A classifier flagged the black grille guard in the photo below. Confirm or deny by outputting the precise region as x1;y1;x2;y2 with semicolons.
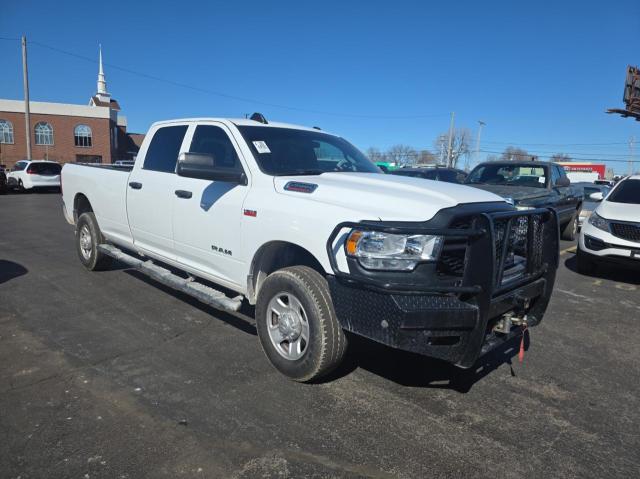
325;207;560;297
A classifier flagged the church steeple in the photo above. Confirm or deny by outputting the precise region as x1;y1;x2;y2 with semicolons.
95;44;110;102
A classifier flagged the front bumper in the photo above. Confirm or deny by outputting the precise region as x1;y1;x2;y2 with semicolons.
326;206;559;367
579;222;640;262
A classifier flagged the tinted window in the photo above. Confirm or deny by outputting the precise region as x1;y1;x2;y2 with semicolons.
13;161;27;171
236;126;379;176
550;166;561;185
466;164;547;188
607;179;640;204
190;125;241;170
29;163;61;175
438;169;466;183
143;125;188;173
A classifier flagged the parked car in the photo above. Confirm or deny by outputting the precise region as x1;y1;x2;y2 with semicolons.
113;160;135;168
61;115;559;382
572;182;611;227
465;161;582;240
577;175;640;273
6;160;62;192
390;166;467;184
0;168;7;194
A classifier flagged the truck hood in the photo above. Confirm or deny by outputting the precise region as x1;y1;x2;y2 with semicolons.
274;173;506;221
465;184;549;204
596;200;640;223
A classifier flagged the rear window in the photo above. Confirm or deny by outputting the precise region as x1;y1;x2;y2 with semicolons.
607;179;640;204
29;162;61;175
143;125;188;173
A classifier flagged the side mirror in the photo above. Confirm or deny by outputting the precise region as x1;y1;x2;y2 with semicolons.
589;191;604;202
176;152;247;185
555;177;570;187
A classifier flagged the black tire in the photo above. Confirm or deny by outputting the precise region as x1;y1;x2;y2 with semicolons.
76;212;112;271
561;210;579;241
18;180;26;193
576;246;596;275
255;266;347;382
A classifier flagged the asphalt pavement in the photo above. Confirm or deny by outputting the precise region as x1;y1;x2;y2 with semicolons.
1;193;639;478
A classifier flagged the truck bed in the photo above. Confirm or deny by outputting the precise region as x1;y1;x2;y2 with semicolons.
61;162;133;246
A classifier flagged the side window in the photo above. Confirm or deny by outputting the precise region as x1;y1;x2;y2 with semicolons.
189;125;241;170
557;166;568;178
143;125;188;173
13;161;26;171
550;166;561;185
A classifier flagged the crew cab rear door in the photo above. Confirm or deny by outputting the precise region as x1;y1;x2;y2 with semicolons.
172;122;250;287
126;123;189;261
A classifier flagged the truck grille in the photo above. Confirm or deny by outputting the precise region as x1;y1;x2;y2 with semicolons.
610;222;640;242
437;211;548;289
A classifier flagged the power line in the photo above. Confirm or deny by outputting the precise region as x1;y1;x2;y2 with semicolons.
480;139;628;147
2;38;448;120
478;149;634;163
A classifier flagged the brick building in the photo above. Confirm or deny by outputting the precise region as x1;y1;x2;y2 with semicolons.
0;48;143;169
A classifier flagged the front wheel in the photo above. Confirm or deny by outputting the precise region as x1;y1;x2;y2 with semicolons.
561;210;579;241
255;266;347;382
76;212;112;271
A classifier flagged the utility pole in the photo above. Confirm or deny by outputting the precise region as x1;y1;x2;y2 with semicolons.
446;111;455;167
22;36;32;161
470;120;485;172
630;136;636;175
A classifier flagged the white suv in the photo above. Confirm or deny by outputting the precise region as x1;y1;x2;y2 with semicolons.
578;175;640;273
7;160;62;191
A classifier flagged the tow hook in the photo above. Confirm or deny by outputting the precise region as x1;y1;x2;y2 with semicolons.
493;313;528;334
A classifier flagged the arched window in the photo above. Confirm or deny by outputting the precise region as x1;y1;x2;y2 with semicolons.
74;124;92;147
0;119;13;144
34;122;54;145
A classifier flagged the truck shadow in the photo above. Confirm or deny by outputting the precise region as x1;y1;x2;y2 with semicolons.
326;331;527;392
0;260;28;284
564;255;640;285
124;269;257;336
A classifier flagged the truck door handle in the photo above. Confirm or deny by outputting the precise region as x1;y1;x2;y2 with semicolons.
175;190;192;199
129;182;142;190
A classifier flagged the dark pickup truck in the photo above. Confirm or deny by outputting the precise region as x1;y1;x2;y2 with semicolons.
465;161;582;240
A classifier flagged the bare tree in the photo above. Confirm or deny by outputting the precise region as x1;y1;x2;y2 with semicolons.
434;129;471;168
365;147;386;163
550;153;571;162
486;154;500;162
387;144;418;167
500;146;536;162
416;149;437;165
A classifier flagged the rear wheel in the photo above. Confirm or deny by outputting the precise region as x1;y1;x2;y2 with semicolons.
255;266;347;382
561;210;579;241
76;212;112;271
576;246;596;275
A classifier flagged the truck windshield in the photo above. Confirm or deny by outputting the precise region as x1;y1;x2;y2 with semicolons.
236;126;380;176
466;164;548;188
607;179;640;204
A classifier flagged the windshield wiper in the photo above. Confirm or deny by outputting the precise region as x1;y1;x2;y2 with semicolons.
275;169;325;176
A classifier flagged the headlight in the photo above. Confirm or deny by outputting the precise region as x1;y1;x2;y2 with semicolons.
516;205;534;211
345;230;443;271
587;212;609;232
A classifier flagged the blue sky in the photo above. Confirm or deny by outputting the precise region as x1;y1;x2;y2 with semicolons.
1;0;638;172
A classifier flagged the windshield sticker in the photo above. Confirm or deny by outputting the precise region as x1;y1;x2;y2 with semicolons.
253;141;271;154
538;177;545;183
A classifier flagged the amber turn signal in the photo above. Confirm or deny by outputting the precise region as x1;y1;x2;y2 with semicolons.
345;230;363;256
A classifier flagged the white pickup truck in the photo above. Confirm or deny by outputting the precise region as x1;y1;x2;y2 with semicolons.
61;114;559;382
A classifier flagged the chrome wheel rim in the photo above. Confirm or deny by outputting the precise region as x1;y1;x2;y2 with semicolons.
79;225;92;260
266;292;309;361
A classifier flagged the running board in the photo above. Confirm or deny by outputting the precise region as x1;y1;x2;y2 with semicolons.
98;244;244;312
